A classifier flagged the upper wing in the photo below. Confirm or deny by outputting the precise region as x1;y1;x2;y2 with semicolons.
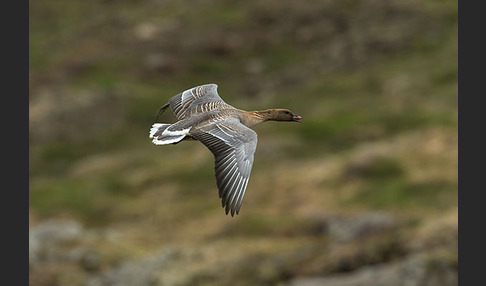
191;119;258;216
169;83;232;120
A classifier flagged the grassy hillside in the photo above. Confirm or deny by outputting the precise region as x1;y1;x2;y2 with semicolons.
29;0;457;285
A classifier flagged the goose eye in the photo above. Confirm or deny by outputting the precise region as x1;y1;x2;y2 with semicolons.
284;111;290;114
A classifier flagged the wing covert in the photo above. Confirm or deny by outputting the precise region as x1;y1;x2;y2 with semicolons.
169;84;231;120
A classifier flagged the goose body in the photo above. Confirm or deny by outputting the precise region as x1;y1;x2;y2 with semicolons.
149;83;301;216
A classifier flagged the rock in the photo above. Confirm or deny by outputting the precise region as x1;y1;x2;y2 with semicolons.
29;219;101;286
326;212;397;243
287;254;457;286
29;219;83;266
85;248;175;286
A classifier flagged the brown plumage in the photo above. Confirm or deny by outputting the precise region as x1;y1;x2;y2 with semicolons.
149;83;302;216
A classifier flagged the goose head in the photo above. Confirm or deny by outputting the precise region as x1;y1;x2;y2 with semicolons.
265;109;302;122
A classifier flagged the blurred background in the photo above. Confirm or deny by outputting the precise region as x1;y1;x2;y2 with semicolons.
29;0;457;285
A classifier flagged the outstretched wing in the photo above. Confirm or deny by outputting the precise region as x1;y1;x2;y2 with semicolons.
191;119;258;216
169;83;232;120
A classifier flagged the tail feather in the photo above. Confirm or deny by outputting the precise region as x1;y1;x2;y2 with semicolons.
149;123;187;145
149;123;170;138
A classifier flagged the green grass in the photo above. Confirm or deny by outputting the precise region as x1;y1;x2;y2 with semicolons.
30;179;97;218
29;0;457;224
348;179;458;211
28;2;458;285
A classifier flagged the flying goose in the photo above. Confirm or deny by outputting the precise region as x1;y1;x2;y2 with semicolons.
149;83;302;216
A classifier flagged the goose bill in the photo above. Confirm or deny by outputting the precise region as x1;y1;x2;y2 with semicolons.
292;113;302;122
